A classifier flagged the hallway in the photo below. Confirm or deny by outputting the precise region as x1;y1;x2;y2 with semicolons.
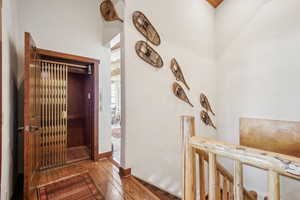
30;159;165;200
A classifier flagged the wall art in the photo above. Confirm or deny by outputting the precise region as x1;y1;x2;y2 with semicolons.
200;93;215;115
132;11;161;46
170;58;190;90
200;110;216;130
172;82;193;107
135;41;163;68
100;0;123;23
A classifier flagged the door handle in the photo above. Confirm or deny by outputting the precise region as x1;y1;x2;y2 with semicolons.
18;127;24;132
22;125;40;132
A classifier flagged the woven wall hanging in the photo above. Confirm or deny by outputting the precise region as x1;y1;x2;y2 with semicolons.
170;58;190;90
172;82;193;107
135;41;163;68
200;110;216;130
100;0;123;23
132;11;161;46
200;93;215;115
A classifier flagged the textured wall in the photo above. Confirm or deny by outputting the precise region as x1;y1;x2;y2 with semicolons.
122;0;217;196
216;0;300;198
2;0;19;198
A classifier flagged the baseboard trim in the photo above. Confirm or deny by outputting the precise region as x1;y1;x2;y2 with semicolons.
119;167;131;177
109;157;121;168
134;177;181;200
96;151;113;160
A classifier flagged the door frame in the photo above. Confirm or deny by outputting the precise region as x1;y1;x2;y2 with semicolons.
0;41;2;194
24;32;41;200
37;48;100;161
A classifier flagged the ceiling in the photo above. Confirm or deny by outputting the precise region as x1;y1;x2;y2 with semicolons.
207;0;223;8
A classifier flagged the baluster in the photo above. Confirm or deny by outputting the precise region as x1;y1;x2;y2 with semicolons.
181;116;196;200
216;171;221;200
268;170;280;200
199;152;206;200
208;153;217;200
229;182;233;200
222;178;229;200
234;161;243;200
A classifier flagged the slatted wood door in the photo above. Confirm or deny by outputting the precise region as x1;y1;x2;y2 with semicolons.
24;32;42;200
40;61;68;169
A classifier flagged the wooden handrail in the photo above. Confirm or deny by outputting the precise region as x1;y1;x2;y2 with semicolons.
181;116;300;200
181;116;245;200
190;136;300;180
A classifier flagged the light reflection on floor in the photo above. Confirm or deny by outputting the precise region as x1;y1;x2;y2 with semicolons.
112;127;121;164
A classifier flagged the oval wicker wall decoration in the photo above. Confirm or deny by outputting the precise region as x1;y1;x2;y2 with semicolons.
135;41;163;68
172;82;193;107
132;11;161;46
200;93;215;115
100;0;123;23
200;110;216;129
170;58;190;90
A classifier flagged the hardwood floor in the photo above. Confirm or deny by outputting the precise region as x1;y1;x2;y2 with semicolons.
30;159;173;200
66;146;90;163
135;177;181;200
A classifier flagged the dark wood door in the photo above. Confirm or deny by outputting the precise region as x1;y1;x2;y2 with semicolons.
24;32;41;200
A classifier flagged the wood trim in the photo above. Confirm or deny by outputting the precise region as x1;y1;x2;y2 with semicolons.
0;41;2;192
109;157;121;168
37;48;100;162
119;167;131;177
130;177;160;200
37;48;100;64
38;59;88;69
96;151;113;160
92;59;100;161
24;32;40;200
207;0;223;8
24;33;31;199
134;177;180;200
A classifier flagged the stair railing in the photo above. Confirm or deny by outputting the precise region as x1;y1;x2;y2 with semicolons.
195;149;257;200
181;116;300;200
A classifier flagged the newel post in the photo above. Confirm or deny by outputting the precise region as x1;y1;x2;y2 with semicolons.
181;116;196;200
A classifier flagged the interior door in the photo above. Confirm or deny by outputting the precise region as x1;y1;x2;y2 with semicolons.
24;32;41;200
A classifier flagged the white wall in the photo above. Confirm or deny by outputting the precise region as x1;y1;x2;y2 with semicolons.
216;0;300;199
123;0;217;196
2;0;20;198
17;0;112;154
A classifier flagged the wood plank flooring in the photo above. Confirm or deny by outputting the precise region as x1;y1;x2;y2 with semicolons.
30;159;166;200
66;146;90;163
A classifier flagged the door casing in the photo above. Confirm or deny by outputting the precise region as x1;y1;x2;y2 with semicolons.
37;48;100;161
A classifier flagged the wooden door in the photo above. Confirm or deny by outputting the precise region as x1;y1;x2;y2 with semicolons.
24;32;41;199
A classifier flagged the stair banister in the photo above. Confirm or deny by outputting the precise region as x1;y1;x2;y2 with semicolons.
181;116;300;200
